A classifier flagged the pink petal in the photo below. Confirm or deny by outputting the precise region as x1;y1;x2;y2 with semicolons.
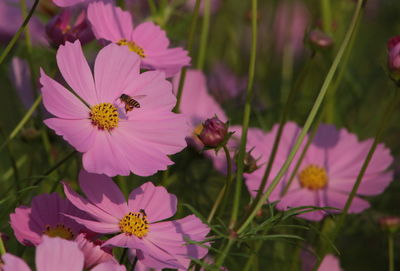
40;69;89;119
102;233;145;249
139;238;186;269
134;249;185;270
2;253;31;271
94;43;140;102
44;118;96;153
64;214;120;234
88;1;132;42
323;190;370;214
78;170;129;219
128;182;177;223
53;0;89;7
75;233;115;269
36;236;84;271
63;182;120;223
142;48;191;77
56;40;97;105
91;261;127;271
10;206;42;246
131;22;169;51
319;254;343;271
82;131;132;177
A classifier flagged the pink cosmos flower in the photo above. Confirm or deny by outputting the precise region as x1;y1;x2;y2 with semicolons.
63;170;210;270
1;236;125;271
87;1;190;77
9;57;35;110
52;0;107;8
245;122;394;221
40;40;187;177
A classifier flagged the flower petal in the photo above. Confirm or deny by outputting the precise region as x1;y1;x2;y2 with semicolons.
2;253;31;271
131;22;169;51
128;182;177;223
102;233;145;249
64;214;120;234
94;43;140;102
36;236;84;271
78;170;129;219
44;118;96;153
10;206;42;246
56;40;97;105
88;1;132;42
40;69;89;119
91;261;126;271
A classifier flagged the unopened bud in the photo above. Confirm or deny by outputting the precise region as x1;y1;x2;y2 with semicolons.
387;35;400;83
309;29;333;49
198;116;228;148
46;9;94;48
379;216;400;233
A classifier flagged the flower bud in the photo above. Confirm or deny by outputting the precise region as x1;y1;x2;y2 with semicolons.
309;29;333;49
387;35;400;83
379;216;400;234
198;116;228;148
46;9;94;48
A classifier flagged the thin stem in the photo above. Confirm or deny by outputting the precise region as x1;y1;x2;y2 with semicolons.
197;0;211;69
228;0;258;230
0;95;42;152
388;234;394;271
0;235;6;255
147;0;157;15
321;0;332;34
130;256;138;271
237;0;365;235
207;145;232;223
215;238;235;268
173;0;201;113
119;248;128;264
0;0;39;65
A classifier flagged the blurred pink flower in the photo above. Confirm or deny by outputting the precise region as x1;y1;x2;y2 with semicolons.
63;170;210;270
273;0;310;58
208;62;247;102
10;193;88;246
52;0;104;7
245;123;394;221
9;57;35;110
387;35;400;81
87;1;190;77
40;40;187;177
1;236;125;271
46;8;94;47
0;0;47;45
184;0;221;15
301;249;342;271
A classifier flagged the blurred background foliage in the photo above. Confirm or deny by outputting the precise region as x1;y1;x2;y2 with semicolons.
0;0;400;270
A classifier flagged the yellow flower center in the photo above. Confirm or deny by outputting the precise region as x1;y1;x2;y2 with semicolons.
193;123;204;136
119;211;149;238
90;103;119;130
298;164;328;190
117;39;146;58
43;224;74;240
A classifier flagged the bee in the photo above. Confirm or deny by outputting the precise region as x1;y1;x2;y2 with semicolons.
119;94;144;113
139;209;147;217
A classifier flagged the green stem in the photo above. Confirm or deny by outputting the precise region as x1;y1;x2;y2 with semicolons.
173;0;201;113
0;95;42;152
215;238;235;268
207;145;232;223
0;0;39;65
237;0;365;236
147;0;157;15
228;0;258;230
321;0;332;34
0;235;6;255
197;0;211;70
388;234;394;271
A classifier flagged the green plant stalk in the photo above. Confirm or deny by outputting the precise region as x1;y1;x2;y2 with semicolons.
0;0;39;65
321;0;332;34
0;95;42;152
236;0;365;236
228;0;258;230
173;0;201;113
197;0;211;70
207;145;232;223
388;234;394;271
0;235;5;255
147;0;157;15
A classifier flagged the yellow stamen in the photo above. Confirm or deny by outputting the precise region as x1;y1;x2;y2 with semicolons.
90;103;119;130
298;164;328;190
119;211;149;238
43;224;74;240
117;39;146;58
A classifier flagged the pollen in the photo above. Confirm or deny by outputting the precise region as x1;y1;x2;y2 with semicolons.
119;211;149;238
43;224;74;240
117;39;146;58
90;103;119;130
298;164;328;190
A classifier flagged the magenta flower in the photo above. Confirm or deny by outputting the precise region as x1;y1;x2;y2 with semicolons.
87;1;190;77
246;123;394;221
46;8;94;47
63;170;210;270
10;192;88;246
387;35;400;81
52;0;101;7
40;40;187;177
1;236;125;271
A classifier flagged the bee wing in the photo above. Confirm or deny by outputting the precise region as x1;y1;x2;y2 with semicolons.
131;95;147;100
